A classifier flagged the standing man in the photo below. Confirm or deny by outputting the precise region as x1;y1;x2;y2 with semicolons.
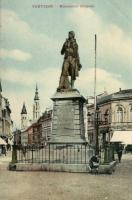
58;31;82;90
116;143;123;163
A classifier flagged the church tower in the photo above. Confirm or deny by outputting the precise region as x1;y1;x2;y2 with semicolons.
33;84;40;121
21;103;27;130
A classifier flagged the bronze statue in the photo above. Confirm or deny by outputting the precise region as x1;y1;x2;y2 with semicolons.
58;31;82;90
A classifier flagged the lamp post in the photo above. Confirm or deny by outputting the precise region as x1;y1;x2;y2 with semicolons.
86;96;100;155
103;112;113;163
95;106;100;155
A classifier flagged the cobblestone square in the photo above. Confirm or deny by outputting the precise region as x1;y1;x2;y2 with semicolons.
0;154;132;200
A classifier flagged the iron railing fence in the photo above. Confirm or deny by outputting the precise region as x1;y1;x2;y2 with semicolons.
12;143;94;164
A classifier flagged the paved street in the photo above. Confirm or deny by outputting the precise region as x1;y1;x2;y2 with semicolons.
0;153;132;200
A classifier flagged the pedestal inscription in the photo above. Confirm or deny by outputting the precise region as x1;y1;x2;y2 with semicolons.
51;90;86;143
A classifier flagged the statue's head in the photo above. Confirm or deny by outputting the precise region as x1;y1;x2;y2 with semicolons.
68;31;75;39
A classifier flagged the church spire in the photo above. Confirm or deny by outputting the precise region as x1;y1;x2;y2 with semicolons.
21;102;27;130
33;84;40;121
21;102;27;114
34;84;39;100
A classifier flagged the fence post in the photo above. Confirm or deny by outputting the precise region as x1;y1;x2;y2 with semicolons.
49;143;50;163
104;146;109;163
112;144;115;161
104;142;111;163
109;144;115;162
85;144;86;164
31;145;33;163
12;145;17;163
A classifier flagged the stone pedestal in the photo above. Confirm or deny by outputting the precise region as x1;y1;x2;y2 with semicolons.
51;89;86;143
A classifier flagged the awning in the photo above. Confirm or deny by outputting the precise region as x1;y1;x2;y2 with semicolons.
0;138;7;145
110;131;132;144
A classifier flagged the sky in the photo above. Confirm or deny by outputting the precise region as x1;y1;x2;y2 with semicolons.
0;0;132;128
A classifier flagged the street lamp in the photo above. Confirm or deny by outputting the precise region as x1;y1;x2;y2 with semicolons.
86;96;100;155
95;106;100;155
86;96;94;144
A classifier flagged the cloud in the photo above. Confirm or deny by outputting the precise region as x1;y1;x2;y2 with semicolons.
1;65;124;93
67;8;132;70
102;25;132;66
0;48;32;61
1;67;60;127
77;68;125;95
0;67;60;87
1;7;130;127
1;9;60;52
2;66;125;127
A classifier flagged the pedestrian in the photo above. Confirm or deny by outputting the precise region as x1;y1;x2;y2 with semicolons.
2;146;7;156
7;143;11;151
89;154;99;173
116;144;123;163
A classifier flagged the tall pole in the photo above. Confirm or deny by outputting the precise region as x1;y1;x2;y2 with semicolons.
94;34;99;154
94;34;97;111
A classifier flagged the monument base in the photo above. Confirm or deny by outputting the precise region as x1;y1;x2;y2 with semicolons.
9;163;91;173
51;89;86;143
9;161;116;174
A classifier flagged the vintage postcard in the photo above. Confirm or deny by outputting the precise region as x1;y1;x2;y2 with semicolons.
0;0;132;200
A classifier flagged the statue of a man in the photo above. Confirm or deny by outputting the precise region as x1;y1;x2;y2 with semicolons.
58;31;82;90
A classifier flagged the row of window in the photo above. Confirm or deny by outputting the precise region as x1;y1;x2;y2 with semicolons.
88;104;132;124
116;105;132;122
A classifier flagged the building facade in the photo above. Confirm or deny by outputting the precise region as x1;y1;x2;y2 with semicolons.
87;89;132;147
13;129;21;145
0;81;12;141
21;122;39;145
21;110;52;145
38;109;52;143
21;129;28;145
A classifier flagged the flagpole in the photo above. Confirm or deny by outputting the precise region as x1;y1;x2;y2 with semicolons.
94;34;99;154
94;34;97;111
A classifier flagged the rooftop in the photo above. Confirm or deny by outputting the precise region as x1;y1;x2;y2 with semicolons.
97;89;132;104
